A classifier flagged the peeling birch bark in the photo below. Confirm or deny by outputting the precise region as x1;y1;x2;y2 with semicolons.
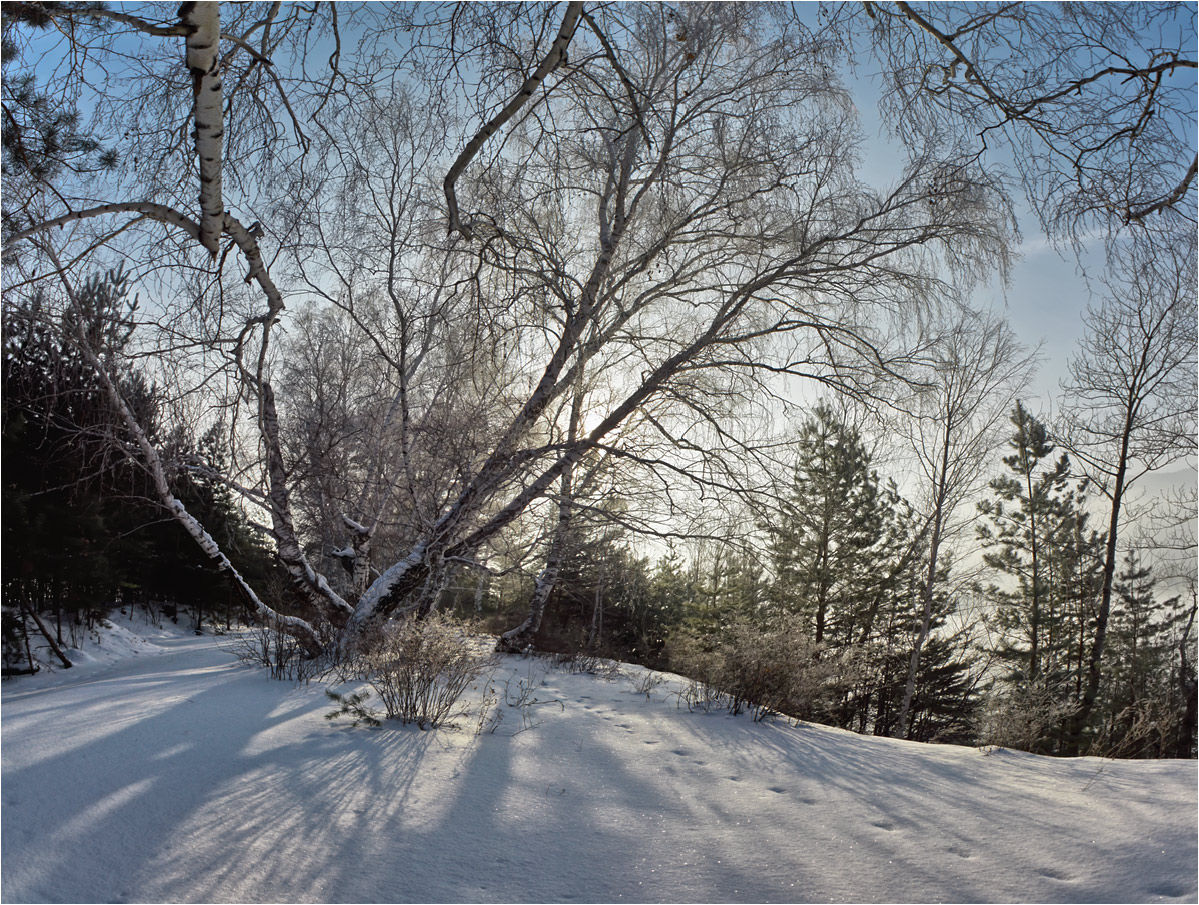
180;1;225;256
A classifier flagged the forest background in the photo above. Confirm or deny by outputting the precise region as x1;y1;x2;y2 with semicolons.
1;1;1195;759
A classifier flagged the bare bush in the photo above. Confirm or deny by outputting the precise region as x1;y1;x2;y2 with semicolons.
226;623;321;683
551;652;625;680
673;678;732;715
631;671;665;700
977;680;1073;754
1088;700;1189;760
360;614;496;729
667;615;838;722
486;660;564;735
503;659;550;708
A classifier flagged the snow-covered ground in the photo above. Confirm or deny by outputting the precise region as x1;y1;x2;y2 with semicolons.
2;618;1195;904
5;609;192;687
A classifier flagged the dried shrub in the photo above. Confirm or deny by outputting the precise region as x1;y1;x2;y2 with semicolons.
226;621;321;683
551;651;624;679
977;679;1073;754
485;659;564;735
631;670;665;699
666;614;838;721
361;613;496;729
1087;699;1186;759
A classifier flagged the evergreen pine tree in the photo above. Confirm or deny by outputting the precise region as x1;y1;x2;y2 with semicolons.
1093;553;1192;756
977;403;1077;684
767;404;900;647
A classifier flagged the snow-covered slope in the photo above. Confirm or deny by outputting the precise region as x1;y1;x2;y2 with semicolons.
6;609;199;687
2;624;1195;904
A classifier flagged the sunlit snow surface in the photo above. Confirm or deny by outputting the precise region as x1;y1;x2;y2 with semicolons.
2;620;1195;904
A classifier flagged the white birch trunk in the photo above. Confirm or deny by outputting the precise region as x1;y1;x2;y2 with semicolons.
497;372;585;653
44;249;324;656
219;213;354;622
180;1;224;256
443;1;583;237
347;543;430;637
343;515;374;599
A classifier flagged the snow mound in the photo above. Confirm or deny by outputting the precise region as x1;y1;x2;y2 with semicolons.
2;625;1196;904
60;618;164;665
7;609;208;690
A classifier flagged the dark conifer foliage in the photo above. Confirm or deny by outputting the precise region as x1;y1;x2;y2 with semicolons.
1;4;118;242
767;404;903;647
2;271;277;666
978;403;1092;687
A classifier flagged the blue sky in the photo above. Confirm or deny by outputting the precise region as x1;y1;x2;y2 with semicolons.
839;50;1104;416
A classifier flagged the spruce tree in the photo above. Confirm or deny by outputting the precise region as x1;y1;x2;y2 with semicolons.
1095;554;1192;756
977;403;1076;684
768;404;900;647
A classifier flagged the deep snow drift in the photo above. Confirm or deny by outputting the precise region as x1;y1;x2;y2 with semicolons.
2;618;1195;904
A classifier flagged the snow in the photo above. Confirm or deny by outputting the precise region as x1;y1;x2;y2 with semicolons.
7;609;200;689
2;619;1195;904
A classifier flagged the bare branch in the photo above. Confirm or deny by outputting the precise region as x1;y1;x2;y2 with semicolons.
443;1;584;238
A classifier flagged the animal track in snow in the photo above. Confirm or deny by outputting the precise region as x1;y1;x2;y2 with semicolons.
1036;867;1073;882
1146;882;1189;899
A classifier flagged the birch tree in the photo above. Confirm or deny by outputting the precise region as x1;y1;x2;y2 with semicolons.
1058;240;1198;753
892;308;1033;738
3;3;1013;658
854;2;1197;240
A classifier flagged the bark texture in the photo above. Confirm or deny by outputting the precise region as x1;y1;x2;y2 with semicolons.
180;1;225;256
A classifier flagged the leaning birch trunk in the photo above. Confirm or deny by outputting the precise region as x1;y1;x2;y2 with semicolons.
257;382;353;621
497;536;569;654
443;1;583;238
23;604;73;669
496;379;585;653
180;1;224;256
44;249;325;657
220;213;353;623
